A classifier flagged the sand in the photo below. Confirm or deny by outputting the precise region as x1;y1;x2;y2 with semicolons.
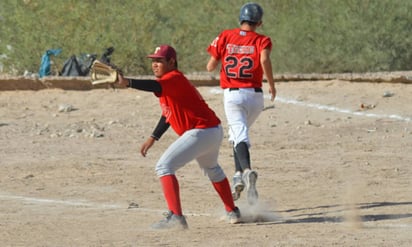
1;79;411;246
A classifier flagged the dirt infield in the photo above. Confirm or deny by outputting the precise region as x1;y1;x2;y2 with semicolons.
1;79;411;246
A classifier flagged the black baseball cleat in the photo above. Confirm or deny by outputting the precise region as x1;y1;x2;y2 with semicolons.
226;207;241;224
151;211;188;230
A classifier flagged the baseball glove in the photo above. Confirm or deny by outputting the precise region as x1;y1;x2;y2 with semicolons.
90;60;121;85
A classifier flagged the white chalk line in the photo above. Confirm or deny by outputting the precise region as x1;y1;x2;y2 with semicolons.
0;194;122;209
209;88;412;122
0;193;211;216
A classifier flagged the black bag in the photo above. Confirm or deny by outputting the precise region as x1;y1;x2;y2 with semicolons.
60;47;113;76
100;47;114;64
60;54;97;76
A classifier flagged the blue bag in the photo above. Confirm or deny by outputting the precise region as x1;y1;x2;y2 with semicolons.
38;48;62;78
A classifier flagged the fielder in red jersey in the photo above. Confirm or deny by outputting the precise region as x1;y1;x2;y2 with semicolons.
207;3;276;206
117;45;240;230
155;69;220;136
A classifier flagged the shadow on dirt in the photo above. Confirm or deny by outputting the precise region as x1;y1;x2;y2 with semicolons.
256;201;412;225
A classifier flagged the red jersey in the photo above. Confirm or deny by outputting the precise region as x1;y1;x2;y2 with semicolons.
155;70;221;136
207;28;272;89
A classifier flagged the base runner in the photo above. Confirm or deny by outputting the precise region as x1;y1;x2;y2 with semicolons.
206;2;276;205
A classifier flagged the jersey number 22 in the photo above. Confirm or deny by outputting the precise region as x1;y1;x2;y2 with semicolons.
224;56;253;79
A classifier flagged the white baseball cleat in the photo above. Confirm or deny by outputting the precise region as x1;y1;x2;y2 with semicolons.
243;170;258;205
232;174;244;201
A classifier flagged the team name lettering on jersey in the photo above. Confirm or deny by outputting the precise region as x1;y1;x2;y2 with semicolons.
226;44;254;55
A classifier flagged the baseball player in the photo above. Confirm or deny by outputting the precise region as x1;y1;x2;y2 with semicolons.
117;45;240;230
206;2;276;205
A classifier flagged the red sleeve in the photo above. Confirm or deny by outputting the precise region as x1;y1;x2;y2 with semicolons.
207;37;220;59
260;36;272;51
207;30;228;60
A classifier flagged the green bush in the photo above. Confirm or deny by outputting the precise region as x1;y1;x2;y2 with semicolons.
1;0;411;75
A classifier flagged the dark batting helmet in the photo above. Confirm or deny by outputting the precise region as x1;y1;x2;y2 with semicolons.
239;2;263;24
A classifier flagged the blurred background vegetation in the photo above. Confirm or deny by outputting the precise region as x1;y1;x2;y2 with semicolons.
1;0;412;76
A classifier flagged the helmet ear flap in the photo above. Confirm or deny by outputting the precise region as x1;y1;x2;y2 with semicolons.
239;3;263;24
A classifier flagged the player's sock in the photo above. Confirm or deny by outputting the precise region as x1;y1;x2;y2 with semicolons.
212;178;236;212
233;147;242;172
160;175;182;216
235;142;251;170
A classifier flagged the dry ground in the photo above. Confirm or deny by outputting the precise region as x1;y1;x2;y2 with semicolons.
1;80;411;246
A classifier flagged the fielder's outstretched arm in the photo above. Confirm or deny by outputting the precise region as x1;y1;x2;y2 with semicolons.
127;78;162;93
117;73;162;93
